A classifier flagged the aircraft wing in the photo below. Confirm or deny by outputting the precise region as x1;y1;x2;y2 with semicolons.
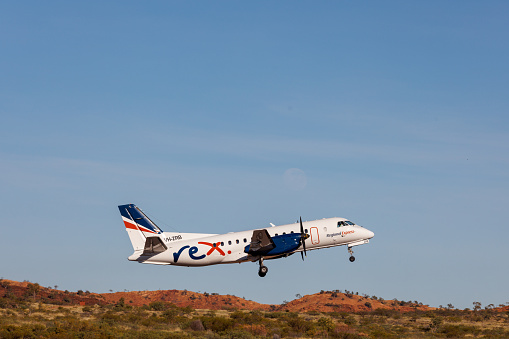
247;229;275;255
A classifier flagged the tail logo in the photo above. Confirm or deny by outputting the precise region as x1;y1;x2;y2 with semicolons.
198;242;225;256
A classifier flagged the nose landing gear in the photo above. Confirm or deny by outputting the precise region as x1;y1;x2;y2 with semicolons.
348;246;355;262
258;258;268;277
259;265;268;277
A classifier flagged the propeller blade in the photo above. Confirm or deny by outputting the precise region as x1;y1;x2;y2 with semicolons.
300;217;307;260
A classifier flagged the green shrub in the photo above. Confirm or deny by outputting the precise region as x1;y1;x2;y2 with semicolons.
201;316;235;333
140;313;159;327
100;312;122;325
148;301;173;311
368;328;395;338
344;315;356;326
447;315;461;323
222;328;258;339
230;310;247;321
180;305;193;314
265;311;285;319
161;308;179;320
0;324;46;338
317;317;335;332
285;315;315;335
440;324;481;338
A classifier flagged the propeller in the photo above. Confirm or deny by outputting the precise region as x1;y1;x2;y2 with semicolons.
300;217;309;260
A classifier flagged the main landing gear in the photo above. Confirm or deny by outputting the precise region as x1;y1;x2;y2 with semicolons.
348;247;356;262
258;258;268;277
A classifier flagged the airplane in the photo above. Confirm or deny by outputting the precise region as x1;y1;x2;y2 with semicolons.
118;204;375;277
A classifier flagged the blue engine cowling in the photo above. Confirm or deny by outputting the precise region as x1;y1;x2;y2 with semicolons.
244;233;302;256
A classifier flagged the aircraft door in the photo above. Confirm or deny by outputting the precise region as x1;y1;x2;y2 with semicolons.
310;227;320;245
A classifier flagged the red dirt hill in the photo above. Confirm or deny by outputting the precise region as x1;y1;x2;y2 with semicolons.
1;279;435;312
0;280;107;306
278;290;432;313
101;289;269;311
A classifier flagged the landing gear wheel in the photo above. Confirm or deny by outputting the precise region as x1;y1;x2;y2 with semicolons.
258;266;268;277
257;257;268;277
348;247;355;262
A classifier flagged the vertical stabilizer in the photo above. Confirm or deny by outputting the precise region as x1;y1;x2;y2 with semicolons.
118;204;163;251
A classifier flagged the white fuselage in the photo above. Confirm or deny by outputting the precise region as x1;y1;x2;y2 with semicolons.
129;217;374;267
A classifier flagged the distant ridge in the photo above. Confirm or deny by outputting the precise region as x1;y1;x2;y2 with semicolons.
3;278;506;313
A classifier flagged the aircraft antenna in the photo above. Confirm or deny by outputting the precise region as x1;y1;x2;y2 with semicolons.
142;208;181;233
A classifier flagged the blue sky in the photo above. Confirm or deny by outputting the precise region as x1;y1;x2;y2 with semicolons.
1;1;508;309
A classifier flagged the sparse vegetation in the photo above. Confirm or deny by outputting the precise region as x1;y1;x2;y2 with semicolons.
0;280;508;338
1;301;507;338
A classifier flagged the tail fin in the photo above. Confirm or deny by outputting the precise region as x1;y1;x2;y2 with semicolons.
118;204;163;251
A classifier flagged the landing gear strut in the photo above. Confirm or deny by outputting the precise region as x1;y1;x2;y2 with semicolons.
348;247;355;262
258;258;268;277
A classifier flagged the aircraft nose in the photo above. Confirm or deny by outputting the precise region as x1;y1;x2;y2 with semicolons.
366;229;374;239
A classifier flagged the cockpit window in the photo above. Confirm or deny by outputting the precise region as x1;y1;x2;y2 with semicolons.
338;220;355;227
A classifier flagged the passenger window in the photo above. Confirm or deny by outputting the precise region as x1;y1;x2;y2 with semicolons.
221;242;224;246
228;240;232;245
305;229;308;233
291;231;294;234
243;238;247;243
236;239;239;244
275;233;278;236
283;232;286;235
